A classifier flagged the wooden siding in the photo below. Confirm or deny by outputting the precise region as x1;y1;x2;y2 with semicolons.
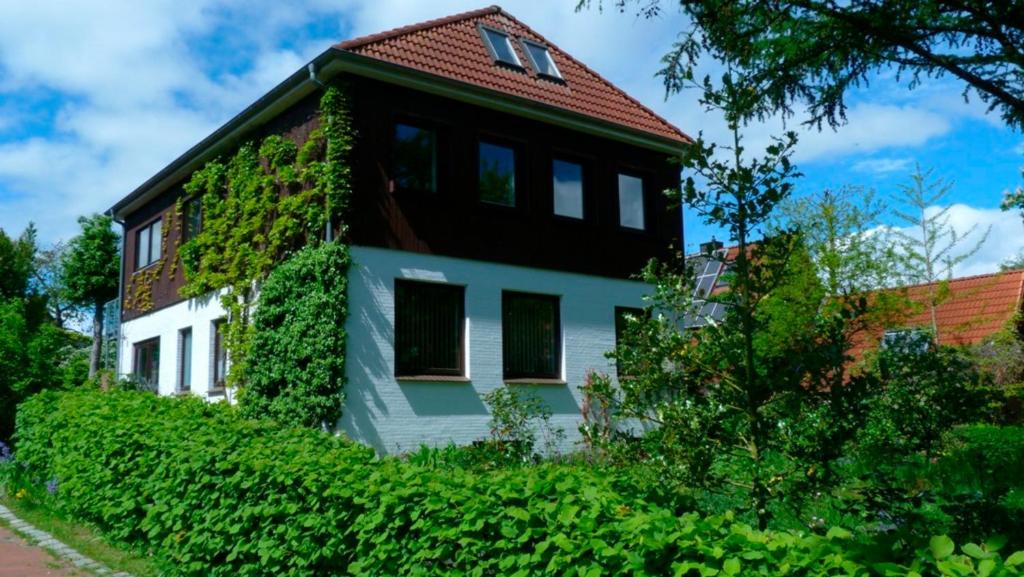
120;75;681;320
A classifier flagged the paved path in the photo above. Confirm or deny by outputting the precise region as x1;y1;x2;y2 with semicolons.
0;523;84;577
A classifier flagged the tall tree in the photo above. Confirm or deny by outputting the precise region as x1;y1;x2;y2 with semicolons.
33;241;81;329
891;166;990;343
0;224;38;301
61;214;120;377
580;1;1024;129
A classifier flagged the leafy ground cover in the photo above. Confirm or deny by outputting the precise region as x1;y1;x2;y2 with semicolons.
5;389;1024;577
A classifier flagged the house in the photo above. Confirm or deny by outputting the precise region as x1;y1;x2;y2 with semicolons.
108;6;689;453
685;239;1024;353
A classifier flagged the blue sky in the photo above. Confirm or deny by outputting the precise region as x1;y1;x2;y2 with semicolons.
0;1;1021;275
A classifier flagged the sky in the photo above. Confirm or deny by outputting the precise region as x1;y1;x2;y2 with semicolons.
0;1;1021;276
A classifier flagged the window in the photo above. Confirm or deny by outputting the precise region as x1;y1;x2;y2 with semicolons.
177;328;192;392
394;280;465;376
882;329;932;354
503;291;560;380
212;319;227;390
520;39;562;79
480;26;521;67
552;159;584;219
183;197;202;242
132;338;160;389
393;123;437;193
479;141;516;207
617;173;645;230
135;219;162;269
614;307;646;377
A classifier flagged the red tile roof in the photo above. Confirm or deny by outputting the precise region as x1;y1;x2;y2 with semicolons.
337;6;691;145
885;269;1024;347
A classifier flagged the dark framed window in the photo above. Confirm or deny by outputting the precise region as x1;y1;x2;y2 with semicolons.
479;141;516;207
520;39;562;79
479;25;522;68
212;319;227;390
135;218;162;269
177;328;192;392
394;280;465;376
183;197;202;242
132;338;160;389
502;291;560;380
614;307;646;377
617;173;646;230
393;122;437;193
552;159;584;219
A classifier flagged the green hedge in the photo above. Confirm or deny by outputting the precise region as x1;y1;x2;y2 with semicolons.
12;390;1024;577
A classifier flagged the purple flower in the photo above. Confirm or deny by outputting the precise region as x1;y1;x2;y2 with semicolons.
0;441;11;463
46;477;58;495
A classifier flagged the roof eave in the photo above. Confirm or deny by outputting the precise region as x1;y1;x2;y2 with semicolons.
110;47;688;219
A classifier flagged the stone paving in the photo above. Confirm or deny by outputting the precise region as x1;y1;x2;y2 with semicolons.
0;504;132;577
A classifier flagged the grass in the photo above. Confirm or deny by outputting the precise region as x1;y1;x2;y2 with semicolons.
0;494;163;577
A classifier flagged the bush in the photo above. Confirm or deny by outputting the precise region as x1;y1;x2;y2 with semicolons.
241;242;350;429
12;390;1024;577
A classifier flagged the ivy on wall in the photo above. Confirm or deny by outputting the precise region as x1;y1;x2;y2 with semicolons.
175;85;355;408
123;212;172;313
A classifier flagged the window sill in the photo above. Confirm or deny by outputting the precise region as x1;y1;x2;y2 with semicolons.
396;375;471;383
504;378;566;385
207;387;227;397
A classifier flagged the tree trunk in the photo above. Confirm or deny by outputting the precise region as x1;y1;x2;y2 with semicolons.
89;299;104;378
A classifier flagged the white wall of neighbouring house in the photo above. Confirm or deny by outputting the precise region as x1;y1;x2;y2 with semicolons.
341;245;650;454
117;291;230;400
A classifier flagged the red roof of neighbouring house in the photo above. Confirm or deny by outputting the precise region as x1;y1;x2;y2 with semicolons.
337;6;691;145
876;270;1024;347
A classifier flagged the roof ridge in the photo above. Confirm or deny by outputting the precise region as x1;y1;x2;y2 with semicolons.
493;9;692;144
336;5;502;50
900;268;1024;291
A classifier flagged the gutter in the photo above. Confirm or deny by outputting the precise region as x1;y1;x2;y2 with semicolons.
110;48;688;220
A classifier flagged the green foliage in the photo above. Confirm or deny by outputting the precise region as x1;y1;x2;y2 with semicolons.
583;1;1024;131
61;213;120;376
177;85;355;389
240;242;350;428
483;385;565;462
859;339;994;457
15;389;1024;577
0;224;38;300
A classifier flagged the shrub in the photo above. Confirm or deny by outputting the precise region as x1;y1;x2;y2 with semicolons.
241;241;350;429
12;390;1024;577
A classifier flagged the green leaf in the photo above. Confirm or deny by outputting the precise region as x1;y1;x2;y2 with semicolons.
1006;551;1024;567
722;558;741;576
826;527;852;540
963;543;992;560
930;536;955;560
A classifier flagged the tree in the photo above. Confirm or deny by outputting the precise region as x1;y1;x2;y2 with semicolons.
32;241;82;329
1000;250;1024;272
61;214;120;378
0;224;38;301
890;166;990;343
580;0;1024;129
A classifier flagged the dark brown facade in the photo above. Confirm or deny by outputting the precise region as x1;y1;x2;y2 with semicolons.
120;75;681;321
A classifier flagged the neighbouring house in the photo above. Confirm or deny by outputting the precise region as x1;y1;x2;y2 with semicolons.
685;239;1024;353
108;6;689;453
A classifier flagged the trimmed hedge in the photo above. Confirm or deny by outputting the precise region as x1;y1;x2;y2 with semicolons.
12;390;1024;576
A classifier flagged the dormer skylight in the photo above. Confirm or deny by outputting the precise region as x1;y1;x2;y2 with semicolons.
480;25;522;68
520;39;562;80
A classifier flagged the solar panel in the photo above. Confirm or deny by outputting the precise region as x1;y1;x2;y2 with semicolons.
684;249;729;327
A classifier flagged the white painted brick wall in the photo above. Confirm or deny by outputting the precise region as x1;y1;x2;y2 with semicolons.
119;246;651;455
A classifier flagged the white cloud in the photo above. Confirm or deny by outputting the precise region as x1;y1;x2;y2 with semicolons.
853;157;913;174
885;203;1024;277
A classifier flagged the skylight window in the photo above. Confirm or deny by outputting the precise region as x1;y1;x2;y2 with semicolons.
480;25;522;68
521;39;562;79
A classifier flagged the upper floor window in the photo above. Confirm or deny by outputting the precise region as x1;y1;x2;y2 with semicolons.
393;123;437;193
135;218;162;270
480;26;522;68
617;173;646;230
520;39;562;80
552;159;584;219
503;291;560;380
394;280;465;377
479;141;516;207
183;197;202;242
133;337;160;390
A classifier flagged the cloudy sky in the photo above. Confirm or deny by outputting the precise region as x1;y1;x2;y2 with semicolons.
0;1;1021;275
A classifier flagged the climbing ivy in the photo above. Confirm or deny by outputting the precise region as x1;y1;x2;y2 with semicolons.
123;212;172;313
178;85;355;393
